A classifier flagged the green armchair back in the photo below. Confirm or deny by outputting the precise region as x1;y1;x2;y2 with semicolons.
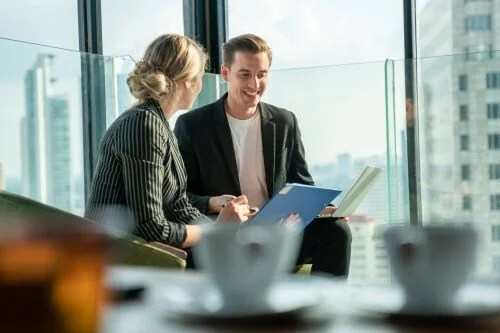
0;190;186;269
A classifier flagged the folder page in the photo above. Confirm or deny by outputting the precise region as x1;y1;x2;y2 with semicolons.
332;166;382;217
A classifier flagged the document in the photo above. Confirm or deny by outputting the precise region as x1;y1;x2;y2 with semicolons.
251;184;342;228
331;165;382;217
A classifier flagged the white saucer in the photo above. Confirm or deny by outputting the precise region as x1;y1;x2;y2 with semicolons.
347;282;500;319
155;275;338;320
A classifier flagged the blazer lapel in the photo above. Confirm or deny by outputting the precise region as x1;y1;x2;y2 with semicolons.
213;95;241;193
260;103;276;196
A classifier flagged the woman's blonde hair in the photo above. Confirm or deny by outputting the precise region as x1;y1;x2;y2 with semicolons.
127;34;208;102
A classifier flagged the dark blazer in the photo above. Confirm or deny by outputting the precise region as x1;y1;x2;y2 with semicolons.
85;100;208;247
174;93;314;214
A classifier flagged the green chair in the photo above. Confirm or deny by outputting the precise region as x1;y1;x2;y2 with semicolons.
0;190;187;269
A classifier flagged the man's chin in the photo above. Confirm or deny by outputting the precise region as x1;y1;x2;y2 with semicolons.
243;98;260;108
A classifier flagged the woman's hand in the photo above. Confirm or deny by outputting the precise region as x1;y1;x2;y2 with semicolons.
215;195;251;224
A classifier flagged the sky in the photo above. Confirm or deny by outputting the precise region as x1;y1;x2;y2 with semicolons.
0;0;413;180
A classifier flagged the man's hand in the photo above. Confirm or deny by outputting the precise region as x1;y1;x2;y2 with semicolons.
216;195;251;224
318;206;349;222
208;195;236;213
278;213;301;225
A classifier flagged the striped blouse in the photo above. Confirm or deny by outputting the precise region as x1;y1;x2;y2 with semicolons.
85;99;209;247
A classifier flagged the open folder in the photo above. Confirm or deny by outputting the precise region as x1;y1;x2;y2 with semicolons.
251;165;382;227
331;165;382;217
251;185;342;228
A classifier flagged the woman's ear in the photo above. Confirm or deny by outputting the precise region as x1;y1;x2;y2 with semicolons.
182;79;192;90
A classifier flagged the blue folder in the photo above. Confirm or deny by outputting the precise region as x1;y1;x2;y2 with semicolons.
251;184;342;228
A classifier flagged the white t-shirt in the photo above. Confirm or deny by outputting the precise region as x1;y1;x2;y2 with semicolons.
226;111;269;208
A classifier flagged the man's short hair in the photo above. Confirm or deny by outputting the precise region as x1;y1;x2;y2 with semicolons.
222;34;273;67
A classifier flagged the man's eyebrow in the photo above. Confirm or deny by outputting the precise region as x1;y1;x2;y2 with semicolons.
237;69;268;73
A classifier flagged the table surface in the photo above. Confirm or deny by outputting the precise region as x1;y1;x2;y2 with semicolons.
103;266;500;333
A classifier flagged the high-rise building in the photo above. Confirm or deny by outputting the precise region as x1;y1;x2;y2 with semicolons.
22;54;53;201
348;216;391;284
419;0;500;276
46;96;71;210
21;54;72;211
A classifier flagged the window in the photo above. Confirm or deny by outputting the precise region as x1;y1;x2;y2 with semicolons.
0;1;78;49
488;134;500;149
490;164;500;179
226;0;403;229
464;44;493;61
486;73;500;89
101;0;184;59
465;15;492;32
494;256;500;273
487;103;500;119
465;0;491;3
227;0;404;68
461;165;470;180
459;75;468;91
459;105;469;121
463;195;472;210
460;135;469;151
492;225;500;240
491;195;500;211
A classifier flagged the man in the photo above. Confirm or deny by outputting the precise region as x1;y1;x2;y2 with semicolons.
174;34;351;276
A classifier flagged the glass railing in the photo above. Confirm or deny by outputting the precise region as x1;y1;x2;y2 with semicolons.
4;37;497;281
0;37;135;216
387;51;500;278
0;37;401;284
264;62;399;284
145;62;403;284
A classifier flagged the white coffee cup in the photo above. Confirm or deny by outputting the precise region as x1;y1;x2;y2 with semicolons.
383;225;478;313
193;223;303;312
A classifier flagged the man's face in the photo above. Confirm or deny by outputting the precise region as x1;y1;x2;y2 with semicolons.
221;51;270;110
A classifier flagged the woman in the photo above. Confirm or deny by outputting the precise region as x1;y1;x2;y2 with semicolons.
85;34;250;248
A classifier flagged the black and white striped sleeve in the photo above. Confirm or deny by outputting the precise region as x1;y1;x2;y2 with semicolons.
165;193;209;225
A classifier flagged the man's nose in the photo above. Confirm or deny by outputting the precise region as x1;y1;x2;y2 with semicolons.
249;75;259;89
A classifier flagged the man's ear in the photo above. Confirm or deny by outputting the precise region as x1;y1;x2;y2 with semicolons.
221;64;229;81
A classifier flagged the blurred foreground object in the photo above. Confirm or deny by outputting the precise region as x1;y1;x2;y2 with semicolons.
0;216;108;333
0;190;187;269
